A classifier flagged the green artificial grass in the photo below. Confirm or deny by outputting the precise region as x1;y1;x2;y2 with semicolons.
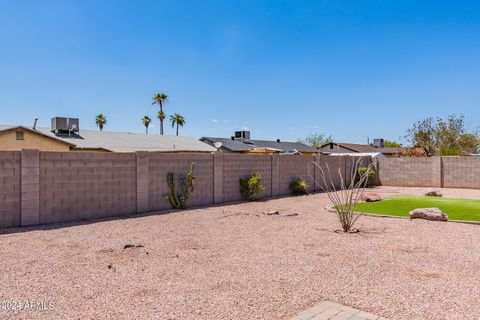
354;195;480;222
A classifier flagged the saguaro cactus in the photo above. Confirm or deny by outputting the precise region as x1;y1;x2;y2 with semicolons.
165;162;195;209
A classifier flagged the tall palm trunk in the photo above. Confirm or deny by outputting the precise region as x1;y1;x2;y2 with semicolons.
176;122;179;136
160;102;164;135
145;126;148;134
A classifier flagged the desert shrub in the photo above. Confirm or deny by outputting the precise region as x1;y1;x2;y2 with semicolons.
165;162;195;209
289;178;309;196
240;173;265;201
313;159;375;233
357;166;375;187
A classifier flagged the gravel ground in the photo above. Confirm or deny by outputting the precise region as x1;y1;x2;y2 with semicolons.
1;186;480;320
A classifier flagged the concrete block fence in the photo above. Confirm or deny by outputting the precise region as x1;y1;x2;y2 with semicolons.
2;150;477;229
376;156;480;189
0;150;367;228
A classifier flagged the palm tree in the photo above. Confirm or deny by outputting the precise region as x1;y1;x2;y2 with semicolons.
142;116;152;134
152;92;168;135
95;114;107;131
170;113;185;136
158;110;165;134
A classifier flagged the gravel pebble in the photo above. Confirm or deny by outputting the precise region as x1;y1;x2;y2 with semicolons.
1;186;479;319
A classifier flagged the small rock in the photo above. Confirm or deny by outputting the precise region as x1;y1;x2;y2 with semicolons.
361;193;382;202
263;210;280;216
409;207;448;221
285;213;298;217
425;189;443;197
123;244;144;249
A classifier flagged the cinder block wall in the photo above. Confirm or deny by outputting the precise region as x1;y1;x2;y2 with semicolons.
314;155;346;190
10;150;479;229
39;152;137;224
0;151;21;228
277;155;315;195
148;153;214;211
222;154;272;201
344;156;373;186
443;156;480;189
376;157;442;187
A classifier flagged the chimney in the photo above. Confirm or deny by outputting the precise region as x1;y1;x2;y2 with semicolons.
33;117;38;130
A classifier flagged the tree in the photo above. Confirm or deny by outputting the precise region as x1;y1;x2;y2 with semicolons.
383;140;402;148
142;116;152;134
95;114;107;131
406;117;437;156
152;92;168;135
302;132;333;149
406;114;479;156
436;115;478;155
170;113;185;136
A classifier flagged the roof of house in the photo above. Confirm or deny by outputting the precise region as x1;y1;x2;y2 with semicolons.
201;137;317;153
328;152;386;158
0;125;76;146
201;137;255;151
0;125;216;153
320;142;408;155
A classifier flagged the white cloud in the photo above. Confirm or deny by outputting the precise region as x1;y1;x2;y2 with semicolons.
212;119;218;123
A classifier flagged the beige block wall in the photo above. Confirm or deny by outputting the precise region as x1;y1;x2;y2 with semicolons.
148;153;214;211
0;129;70;152
314;155;346;190
222;154;272;201
0;151;21;227
277;155;315;195
443;156;480;189
377;156;441;187
39;152;137;224
11;149;480;229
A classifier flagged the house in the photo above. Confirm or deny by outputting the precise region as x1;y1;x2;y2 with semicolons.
0;117;216;153
318;139;410;157
200;131;317;155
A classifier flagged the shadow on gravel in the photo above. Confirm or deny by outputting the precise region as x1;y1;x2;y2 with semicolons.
0;191;324;236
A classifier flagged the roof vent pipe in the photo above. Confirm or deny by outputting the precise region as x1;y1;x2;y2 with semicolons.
33;117;38;130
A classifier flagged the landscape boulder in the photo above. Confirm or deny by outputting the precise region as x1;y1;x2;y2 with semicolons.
425;189;443;197
360;193;382;202
409;207;448;221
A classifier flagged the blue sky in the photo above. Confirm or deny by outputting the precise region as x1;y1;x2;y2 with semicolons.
1;0;480;144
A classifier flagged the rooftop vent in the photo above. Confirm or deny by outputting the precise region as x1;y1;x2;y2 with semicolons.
51;117;79;134
33;117;38;130
234;130;250;141
372;138;384;148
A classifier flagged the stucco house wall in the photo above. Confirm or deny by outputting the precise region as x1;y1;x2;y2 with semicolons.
0;129;70;152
